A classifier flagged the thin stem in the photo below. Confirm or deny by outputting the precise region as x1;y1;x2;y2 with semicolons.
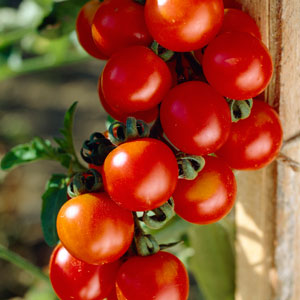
0;244;50;283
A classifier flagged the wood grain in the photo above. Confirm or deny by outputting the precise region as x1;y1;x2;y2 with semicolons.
234;1;300;299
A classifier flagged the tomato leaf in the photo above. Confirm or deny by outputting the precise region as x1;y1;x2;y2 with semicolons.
41;174;68;247
187;222;235;300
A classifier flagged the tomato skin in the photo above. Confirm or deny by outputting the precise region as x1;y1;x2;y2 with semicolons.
202;32;273;100
173;156;236;224
49;244;121;300
57;192;134;265
98;79;158;123
76;0;107;59
219;9;261;39
216;100;283;170
145;0;223;52
160;81;231;156
91;0;152;57
103;138;178;211
101;46;172;114
116;251;189;300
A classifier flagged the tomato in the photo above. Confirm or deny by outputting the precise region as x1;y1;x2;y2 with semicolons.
101;46;172;114
49;244;121;300
91;0;152;57
160;81;231;156
103;138;178;211
202;32;273;100
57;192;134;265
216;100;283;170
144;0;224;52
219;9;261;39
173;156;236;224
107;289;118;300
98;79;158;123
223;0;242;9
76;0;107;59
116;251;189;300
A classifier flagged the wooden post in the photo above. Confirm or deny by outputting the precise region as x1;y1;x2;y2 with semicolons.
235;1;300;299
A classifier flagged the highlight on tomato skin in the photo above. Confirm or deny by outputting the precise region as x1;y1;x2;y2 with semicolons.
101;46;172;114
76;0;108;60
160;81;231;156
49;244;121;300
115;251;189;300
216;100;283;170
103;138;178;212
173;156;237;225
202;32;273;100
56;192;134;265
91;0;153;57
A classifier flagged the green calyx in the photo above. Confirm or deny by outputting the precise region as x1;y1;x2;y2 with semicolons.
177;154;206;180
140;198;175;229
81;132;116;166
108;117;150;145
151;41;175;62
67;169;103;198
133;0;146;5
227;98;253;122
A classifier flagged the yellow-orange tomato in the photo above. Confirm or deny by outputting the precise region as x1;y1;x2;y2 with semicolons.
173;156;237;224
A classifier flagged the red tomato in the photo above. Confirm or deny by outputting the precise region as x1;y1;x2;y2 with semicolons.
91;0;152;57
49;244;121;300
107;289;118;300
116;251;189;300
144;0;224;52
202;32;273;100
101;46;172;114
160;81;231;156
173;156;236;224
98;78;158;123
103;138;178;211
76;0;107;59
57;192;134;265
223;0;242;9
219;9;261;39
216;100;283;169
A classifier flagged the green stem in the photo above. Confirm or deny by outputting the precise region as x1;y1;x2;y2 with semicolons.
0;244;50;283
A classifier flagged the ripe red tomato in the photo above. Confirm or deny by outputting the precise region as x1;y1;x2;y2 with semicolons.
57;192;134;265
216;100;283;169
116;251;189;300
173;156;237;224
98;79;158;123
76;0;107;59
145;0;224;52
91;0;152;57
103;138;178;211
49;244;121;300
218;9;261;39
223;0;242;9
101;46;172;114
202;32;273;100
160;81;231;156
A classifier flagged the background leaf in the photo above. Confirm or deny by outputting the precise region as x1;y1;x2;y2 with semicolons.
187;222;235;300
41;174;68;246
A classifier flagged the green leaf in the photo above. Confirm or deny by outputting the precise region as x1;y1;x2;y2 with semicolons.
25;280;57;300
41;174;68;246
38;0;89;38
1;137;57;170
187;223;235;300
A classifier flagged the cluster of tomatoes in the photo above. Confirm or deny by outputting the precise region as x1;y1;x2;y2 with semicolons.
49;0;283;299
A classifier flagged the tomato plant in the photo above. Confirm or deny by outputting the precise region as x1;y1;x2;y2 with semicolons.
202;32;273;100
116;251;189;300
50;244;121;300
56;192;134;265
145;0;224;52
91;0;152;57
216;100;283;169
160;81;231;156
103;138;178;211
76;0;108;59
173;156;237;224
101;46;172;114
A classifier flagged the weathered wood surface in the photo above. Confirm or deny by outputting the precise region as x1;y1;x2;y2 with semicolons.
234;0;300;299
